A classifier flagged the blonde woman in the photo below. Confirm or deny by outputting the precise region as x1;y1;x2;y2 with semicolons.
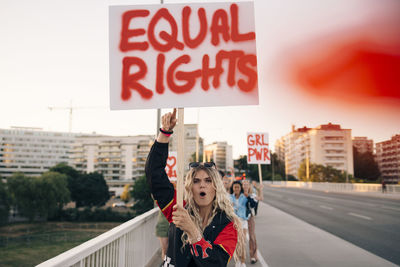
146;109;245;267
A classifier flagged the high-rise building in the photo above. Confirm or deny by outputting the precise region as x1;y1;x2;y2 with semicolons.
0;127;76;177
376;134;400;184
274;138;285;163
70;135;154;181
277;123;353;178
353;137;374;154
204;141;233;173
275;126;310;177
70;134;154;196
169;124;203;170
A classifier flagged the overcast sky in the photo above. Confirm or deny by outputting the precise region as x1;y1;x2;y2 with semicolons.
1;0;399;158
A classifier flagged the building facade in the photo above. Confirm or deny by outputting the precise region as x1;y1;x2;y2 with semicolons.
0;127;75;177
353;137;374;154
70;134;154;196
376;134;400;184
70;135;154;181
277;123;353;178
204;141;233;173
169;124;204;171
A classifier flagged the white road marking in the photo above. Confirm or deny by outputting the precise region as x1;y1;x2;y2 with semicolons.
380;205;400;212
348;212;372;221
257;250;269;267
319;205;333;210
246;233;269;267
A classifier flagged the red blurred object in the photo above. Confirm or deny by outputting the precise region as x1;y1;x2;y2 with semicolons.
292;41;400;101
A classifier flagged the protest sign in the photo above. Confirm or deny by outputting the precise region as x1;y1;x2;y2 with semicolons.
165;151;177;181
247;132;270;164
109;2;258;110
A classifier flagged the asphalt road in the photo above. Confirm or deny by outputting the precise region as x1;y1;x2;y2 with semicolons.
262;186;400;266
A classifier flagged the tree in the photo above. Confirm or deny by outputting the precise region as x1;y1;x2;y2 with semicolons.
77;172;110;207
50;163;109;207
7;173;39;221
234;154;285;181
7;172;71;221
0;178;11;225
298;161;346;182
353;147;380;182
36;172;70;219
121;184;131;202
190;152;203;163
50;163;81;204
130;175;153;215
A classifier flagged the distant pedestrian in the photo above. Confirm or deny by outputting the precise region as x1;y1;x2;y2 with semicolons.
220;170;233;193
243;180;263;264
230;180;248;267
382;180;387;193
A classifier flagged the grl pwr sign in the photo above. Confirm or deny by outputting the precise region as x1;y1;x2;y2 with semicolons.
109;2;258;109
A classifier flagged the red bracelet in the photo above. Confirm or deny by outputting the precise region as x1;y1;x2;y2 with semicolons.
160;128;173;137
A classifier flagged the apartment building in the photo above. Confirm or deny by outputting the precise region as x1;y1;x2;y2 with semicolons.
274;138;285;163
204;141;233;173
169;124;204;170
0;127;75;177
376;134;400;184
353;137;374;154
70;134;154;196
70;135;154;181
277;123;353;178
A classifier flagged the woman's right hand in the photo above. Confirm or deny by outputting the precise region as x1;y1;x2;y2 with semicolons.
157;108;177;143
161;108;177;132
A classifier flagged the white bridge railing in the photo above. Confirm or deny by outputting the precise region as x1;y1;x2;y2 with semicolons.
265;181;400;193
37;208;159;267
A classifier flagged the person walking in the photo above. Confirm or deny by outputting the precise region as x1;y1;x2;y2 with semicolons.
230;180;248;267
242;180;262;264
220;170;233;193
146;109;245;267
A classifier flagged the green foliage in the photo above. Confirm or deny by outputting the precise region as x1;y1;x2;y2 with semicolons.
50;163;110;207
50;163;80;204
297;161;348;182
353;147;380;181
130;175;153;215
7;172;70;222
7;173;39;222
234;154;286;181
0;179;11;225
76;172;109;207
190;152;204;163
36;172;70;219
49;207;134;222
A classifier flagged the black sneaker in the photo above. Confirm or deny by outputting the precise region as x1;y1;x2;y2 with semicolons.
251;258;258;264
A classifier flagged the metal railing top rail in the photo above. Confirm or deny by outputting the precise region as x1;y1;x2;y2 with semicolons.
36;207;158;267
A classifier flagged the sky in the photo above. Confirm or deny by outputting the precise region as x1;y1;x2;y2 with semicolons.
1;0;399;158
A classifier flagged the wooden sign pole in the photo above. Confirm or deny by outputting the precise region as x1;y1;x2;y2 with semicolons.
258;163;262;184
177;108;185;206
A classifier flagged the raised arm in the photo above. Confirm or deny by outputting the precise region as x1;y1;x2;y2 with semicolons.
145;109;177;222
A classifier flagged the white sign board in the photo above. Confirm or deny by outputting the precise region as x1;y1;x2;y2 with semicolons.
247;132;270;164
165;151;177;181
109;2;258;110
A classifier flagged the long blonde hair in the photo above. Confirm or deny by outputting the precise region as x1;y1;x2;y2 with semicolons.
182;166;245;262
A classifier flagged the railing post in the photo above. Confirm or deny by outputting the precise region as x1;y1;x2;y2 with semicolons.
119;235;126;267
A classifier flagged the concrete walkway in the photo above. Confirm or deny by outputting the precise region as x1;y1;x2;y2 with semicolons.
254;201;397;267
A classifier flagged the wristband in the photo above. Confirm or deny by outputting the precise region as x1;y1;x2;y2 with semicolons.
160;128;173;137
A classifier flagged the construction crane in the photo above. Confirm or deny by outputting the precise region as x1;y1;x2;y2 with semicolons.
48;101;107;132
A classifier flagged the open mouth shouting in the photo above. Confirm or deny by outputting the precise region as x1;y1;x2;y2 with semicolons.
200;192;206;198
